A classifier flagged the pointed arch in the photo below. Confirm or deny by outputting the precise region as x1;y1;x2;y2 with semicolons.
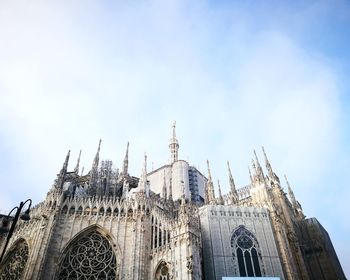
61;205;68;214
106;207;112;216
231;225;263;277
55;225;119;279
0;238;29;279
154;260;170;280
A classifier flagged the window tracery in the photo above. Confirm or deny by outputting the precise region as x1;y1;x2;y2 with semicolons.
55;230;117;279
0;239;29;280
231;225;263;277
155;261;170;280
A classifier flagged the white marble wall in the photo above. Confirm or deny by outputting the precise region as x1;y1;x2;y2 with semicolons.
199;205;285;280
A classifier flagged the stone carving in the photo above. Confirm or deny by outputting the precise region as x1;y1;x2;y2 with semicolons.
0;239;29;280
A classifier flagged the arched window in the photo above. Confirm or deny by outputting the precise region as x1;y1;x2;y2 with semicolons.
55;229;117;279
113;208;119;216
231;225;263;277
62;205;68;214
106;207;112;216
0;238;29;279
154;261;170;280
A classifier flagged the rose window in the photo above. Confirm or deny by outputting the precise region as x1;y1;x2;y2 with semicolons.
56;230;117;279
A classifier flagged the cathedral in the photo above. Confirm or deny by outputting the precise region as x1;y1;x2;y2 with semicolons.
0;124;346;280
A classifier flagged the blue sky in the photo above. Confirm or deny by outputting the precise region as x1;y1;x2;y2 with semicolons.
0;0;349;276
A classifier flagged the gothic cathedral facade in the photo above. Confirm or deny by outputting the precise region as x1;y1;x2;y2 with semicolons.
0;124;346;280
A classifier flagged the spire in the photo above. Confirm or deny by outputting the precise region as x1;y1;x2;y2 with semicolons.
227;161;236;193
262;146;273;177
248;166;253;183
74;150;82;174
89;140;101;191
217;180;224;205
62;150;70;173
251;159;257;175
169;121;179;164
207;160;213;181
144;153;147;174
56;150;70;189
262;146;280;183
227;161;238;204
162;170;167;200
285;175;305;220
285;175;298;209
122;142;129;175
253;150;263;174
92;139;102;171
253;150;264;183
206;160;216;204
138;153;149;196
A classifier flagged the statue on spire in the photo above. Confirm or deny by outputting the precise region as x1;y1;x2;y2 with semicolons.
169;121;179;164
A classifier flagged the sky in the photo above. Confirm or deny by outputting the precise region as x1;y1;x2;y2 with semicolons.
0;0;349;276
